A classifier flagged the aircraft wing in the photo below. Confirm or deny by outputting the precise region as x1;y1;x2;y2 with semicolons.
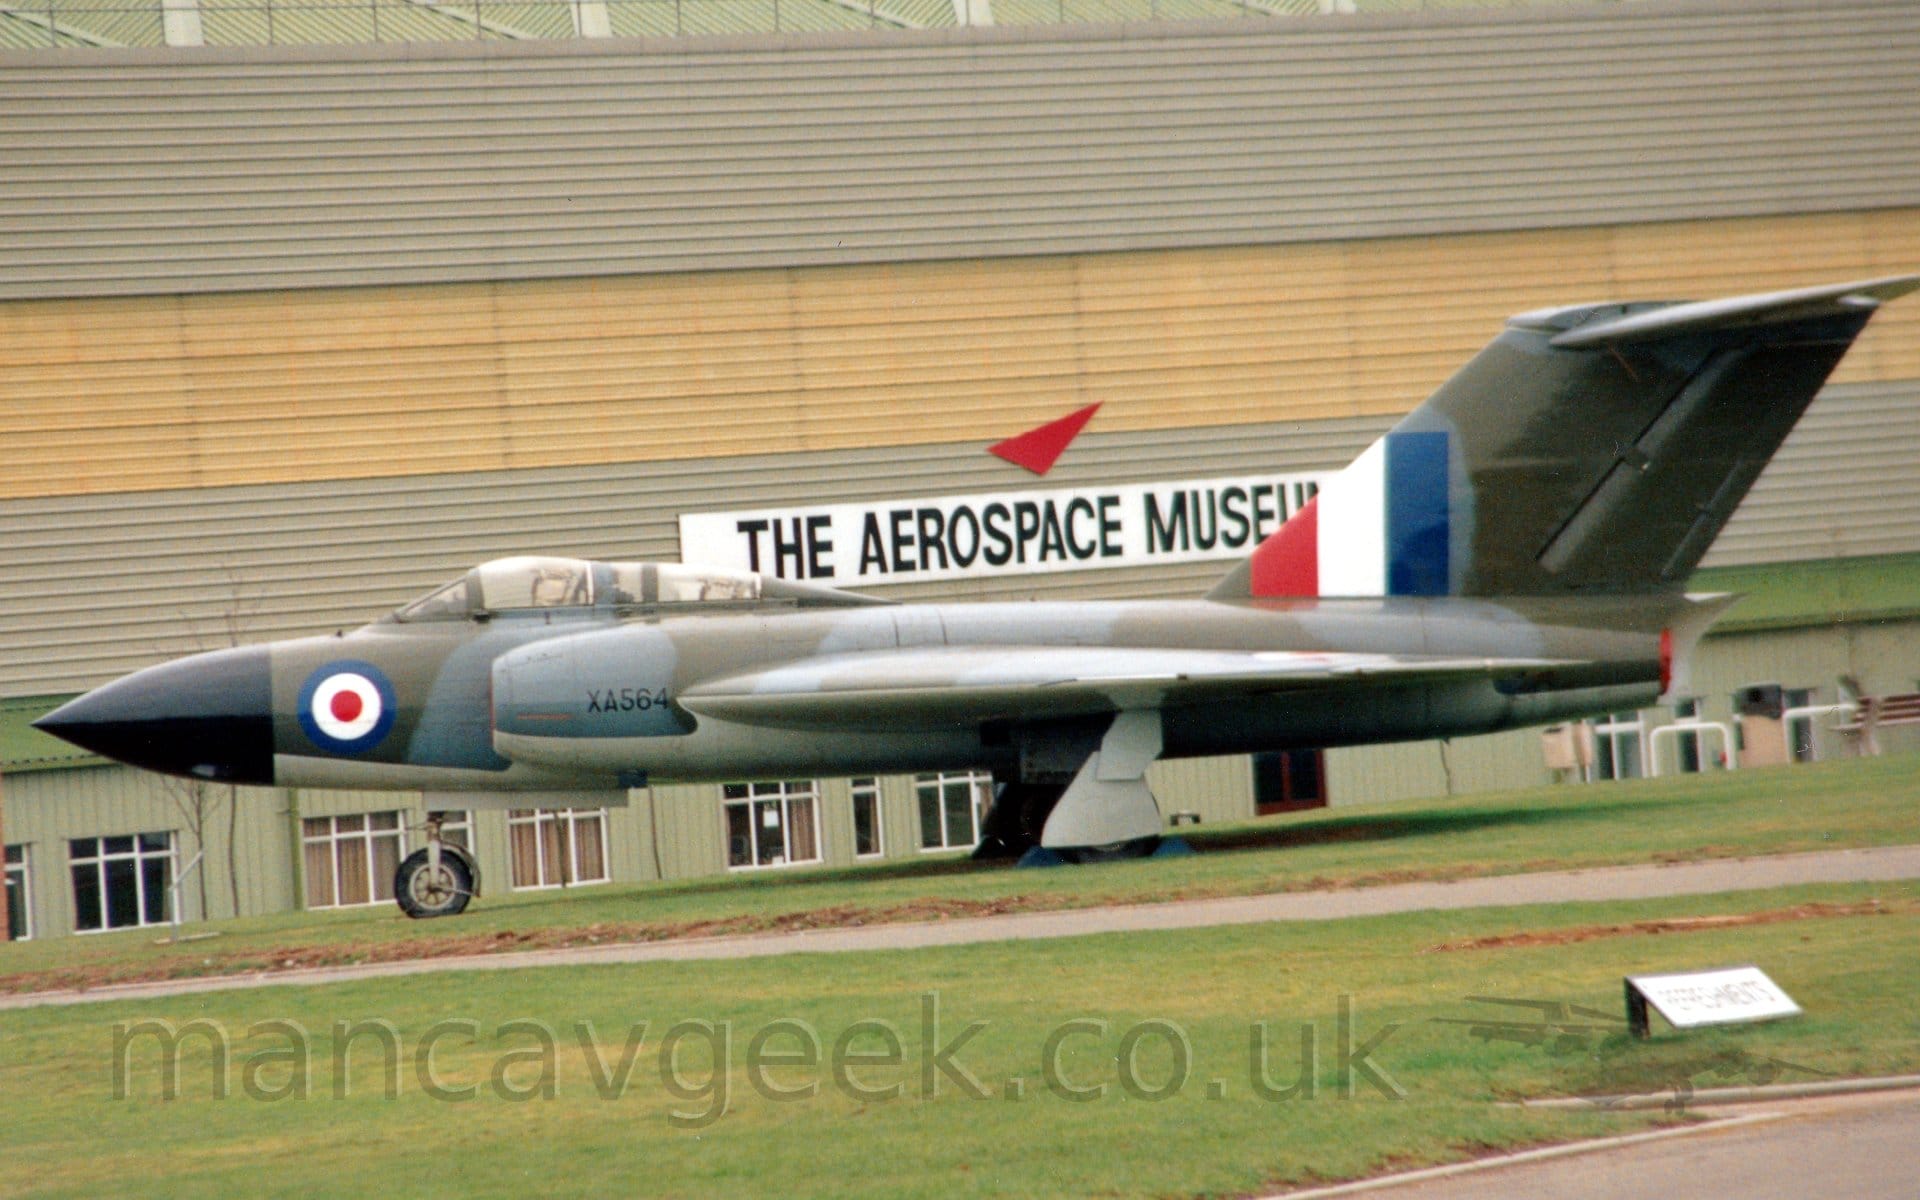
678;645;1579;729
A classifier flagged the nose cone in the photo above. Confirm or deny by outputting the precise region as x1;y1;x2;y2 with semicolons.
35;646;274;786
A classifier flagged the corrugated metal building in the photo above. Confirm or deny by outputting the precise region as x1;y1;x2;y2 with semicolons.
5;0;1920;938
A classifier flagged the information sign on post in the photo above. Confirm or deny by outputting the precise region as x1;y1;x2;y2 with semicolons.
1624;965;1801;1039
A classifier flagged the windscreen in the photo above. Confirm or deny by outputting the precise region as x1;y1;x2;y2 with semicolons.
474;557;594;610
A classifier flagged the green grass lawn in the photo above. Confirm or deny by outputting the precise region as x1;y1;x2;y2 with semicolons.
5;754;1918;993
1;879;1916;1199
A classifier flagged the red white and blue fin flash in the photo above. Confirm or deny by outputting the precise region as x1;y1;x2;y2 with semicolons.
298;662;398;754
1249;431;1451;598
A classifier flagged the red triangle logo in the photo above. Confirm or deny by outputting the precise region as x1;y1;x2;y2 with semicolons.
988;403;1100;475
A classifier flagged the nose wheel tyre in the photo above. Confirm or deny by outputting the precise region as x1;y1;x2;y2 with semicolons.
394;846;474;918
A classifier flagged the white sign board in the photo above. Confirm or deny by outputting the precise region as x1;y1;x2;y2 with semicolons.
1626;965;1801;1032
678;473;1323;588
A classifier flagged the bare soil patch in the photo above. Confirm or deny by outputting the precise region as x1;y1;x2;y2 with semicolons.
1425;899;1906;953
0;895;1051;995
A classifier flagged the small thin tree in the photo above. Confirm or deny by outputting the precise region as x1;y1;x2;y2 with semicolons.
155;564;260;923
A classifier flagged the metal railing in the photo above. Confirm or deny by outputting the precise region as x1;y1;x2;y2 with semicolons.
1647;720;1736;777
0;0;1632;49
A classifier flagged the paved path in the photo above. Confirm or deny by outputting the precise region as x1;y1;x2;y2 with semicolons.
5;844;1918;1011
1304;1090;1920;1200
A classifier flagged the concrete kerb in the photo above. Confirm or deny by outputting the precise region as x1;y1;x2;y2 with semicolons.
1265;1077;1920;1197
1262;1111;1787;1199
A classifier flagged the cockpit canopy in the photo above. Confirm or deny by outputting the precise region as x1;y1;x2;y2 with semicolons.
395;556;879;622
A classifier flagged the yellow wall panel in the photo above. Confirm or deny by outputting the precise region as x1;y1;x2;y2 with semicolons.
1860;209;1920;383
5;206;1917;502
181;285;506;357
0;295;188;368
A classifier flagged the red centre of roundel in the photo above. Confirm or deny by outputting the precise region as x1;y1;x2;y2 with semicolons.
330;689;364;724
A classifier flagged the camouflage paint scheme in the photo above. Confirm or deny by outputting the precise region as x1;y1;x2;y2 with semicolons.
270;592;1665;790
39;276;1919;864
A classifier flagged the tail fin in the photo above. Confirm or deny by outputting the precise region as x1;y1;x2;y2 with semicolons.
1212;275;1919;601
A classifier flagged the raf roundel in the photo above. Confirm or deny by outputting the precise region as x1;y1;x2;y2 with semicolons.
298;662;398;754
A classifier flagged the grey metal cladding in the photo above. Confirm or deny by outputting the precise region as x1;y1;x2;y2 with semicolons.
4;0;1920;299
1698;379;1920;568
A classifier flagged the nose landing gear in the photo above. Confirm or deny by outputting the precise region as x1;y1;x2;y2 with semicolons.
393;816;477;918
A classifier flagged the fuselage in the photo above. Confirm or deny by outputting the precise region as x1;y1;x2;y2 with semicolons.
43;591;1667;794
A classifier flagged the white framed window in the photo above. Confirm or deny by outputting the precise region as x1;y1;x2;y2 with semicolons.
302;812;407;909
723;781;822;869
508;808;609;889
1671;698;1703;774
915;770;992;852
69;833;173;933
6;844;31;941
1589;712;1646;781
850;778;885;858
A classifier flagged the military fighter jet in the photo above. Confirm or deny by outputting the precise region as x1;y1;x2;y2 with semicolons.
37;275;1918;917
